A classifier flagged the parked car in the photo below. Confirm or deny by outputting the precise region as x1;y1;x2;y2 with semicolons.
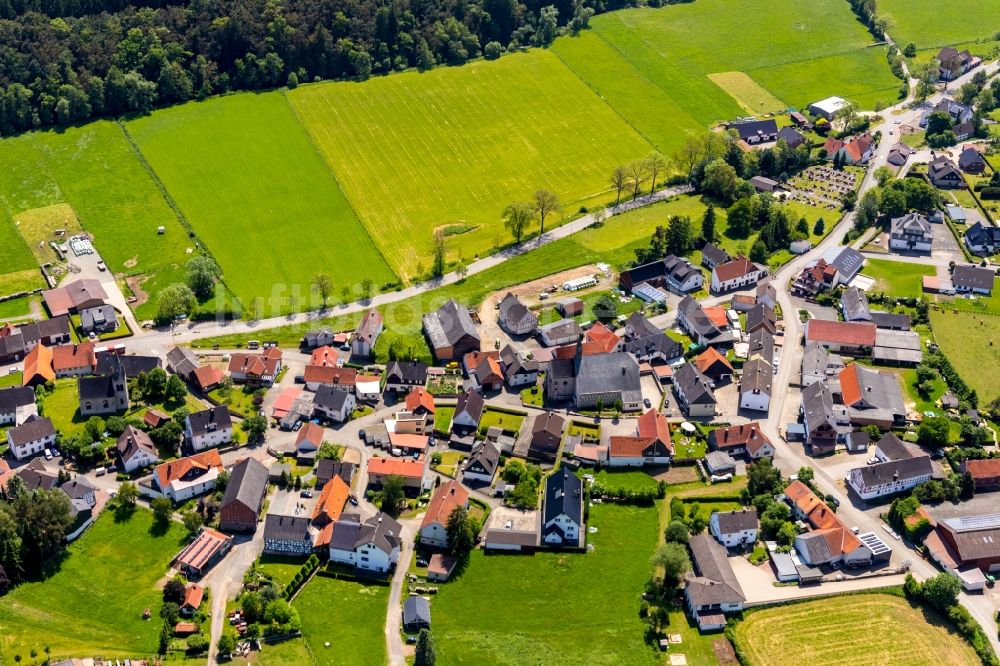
97;260;106;271
44;449;52;460
300;489;313;498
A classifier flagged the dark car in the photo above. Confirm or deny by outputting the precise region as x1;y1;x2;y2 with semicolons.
294;374;305;384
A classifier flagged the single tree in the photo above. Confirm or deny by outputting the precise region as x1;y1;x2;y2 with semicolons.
610;166;628;206
165;374;187;403
243;413;267;442
217;633;236;656
628;159;647;199
446;505;476;556
701;205;717;243
151;497;173;526
340;285;351;305
502;201;532;244
186;255;221;300
645;152;667;195
533;189;560;236
312;273;333;306
663;520;690;544
380;474;405;517
182;510;203;534
414;628;437;666
922;572;961;611
157;283;196;323
813;217;825;236
749;239;768;264
163;578;186;604
432;229;446;278
650;542;691;590
361;278;373;300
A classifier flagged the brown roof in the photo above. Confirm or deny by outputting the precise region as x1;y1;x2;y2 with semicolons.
427;553;458;578
144;408;171;428
155;450;224;489
52;343;96;372
304;364;357;386
710;422;772;454
193;365;223;390
228;352;280;377
805;319;876;347
964;459;1000;481
421;479;469;529
296;421;324;448
182;584;204;610
310;346;340;366
713;256;759;283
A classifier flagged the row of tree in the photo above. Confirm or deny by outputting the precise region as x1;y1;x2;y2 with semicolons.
0;0;663;135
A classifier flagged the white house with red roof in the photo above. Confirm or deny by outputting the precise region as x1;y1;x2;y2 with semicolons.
608;409;673;467
710;256;768;294
419;480;470;547
228;348;282;386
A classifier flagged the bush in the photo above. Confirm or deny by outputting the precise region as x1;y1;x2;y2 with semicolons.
186;633;209;654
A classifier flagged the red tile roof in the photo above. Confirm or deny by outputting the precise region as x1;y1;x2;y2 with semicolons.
310;346;340;367
51;343;96;371
23;343;54;386
839;364;863;407
704;306;729;328
713;256;759;283
311;475;350;524
296;422;324;448
193;365;223;390
405;387;436;413
368;457;425;479
155;450;224;489
421;480;469;529
303;365;357;386
805;319;876;347
182;584;204;610
964;458;1000;480
637;408;671;445
585;322;621;352
694;347;733;375
711;422;772;455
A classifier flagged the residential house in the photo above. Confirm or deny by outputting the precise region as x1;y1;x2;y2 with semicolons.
305;364;358;393
619;255;704;295
848;453;933;501
97;352;159;378
463;440;500;484
0;318;71;364
676;296;736;347
840;287;872;322
180;584;204;616
422;299;480;361
838;364;906;429
887;143;910;167
542;469;584;547
185;406;234;451
41;278;108;317
312;385;356;423
355;375;381;403
693;347;733;384
608;408;673;467
79;304;118;334
801;342;845;387
574;352;643;412
312;476;350;527
958;146;987;173
776;125;806;149
52;343;96;378
219;457;269;532
419;480;470;548
539;319;583;347
154;450;224;502
685;533;746;631
821;246;865;286
484;506;540;551
801;380;848;455
497;293;538;335
302;328;336;350
404;387;435;426
728;119;778;145
263;514;314;556
295;421;324;457
351;309;383;358
584;322;622;354
710;256;768;294
808;96;847;120
710;509;759;548
21;343;55;388
368;457;428;492
785;481;880;568
0;386;36;426
315;459;356;490
701;243;731;270
499;345;539;388
709;422;774;460
952;265;995;295
960;459;1000;491
528;411;565;462
964;222;1000;256
937;47;979;80
804;319;876;355
890;213;933;253
166;346;222;392
792;259;838;296
740;356;774;412
929;155;965;188
745;303;776;335
227;348;282;386
327;512;403;573
116;425;160;473
403;596;431;633
16;457;57;490
452;389;485;432
474;355;504;392
824;133;874;164
78;358;129;416
624;331;683;364
6;415;56;460
673;362;716;418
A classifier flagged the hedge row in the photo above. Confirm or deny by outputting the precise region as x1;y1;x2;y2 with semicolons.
283;554;320;600
590;481;666;506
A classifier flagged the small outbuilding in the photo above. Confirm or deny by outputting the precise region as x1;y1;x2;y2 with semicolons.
403;596;431;632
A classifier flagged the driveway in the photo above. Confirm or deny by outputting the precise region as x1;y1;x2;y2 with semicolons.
385;516;422;666
65;244;142;335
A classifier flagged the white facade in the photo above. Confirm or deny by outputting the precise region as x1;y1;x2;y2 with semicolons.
329;540;398;573
186;423;234;452
315;393;356;423
419;521;448;548
8;429;57;461
710;514;758;549
739;388;770;413
542;513;580;546
355;380;381;402
121;447;159;474
505;368;538;388
163;469;220;502
847;467;932;500
711;265;768;293
0;402;37;427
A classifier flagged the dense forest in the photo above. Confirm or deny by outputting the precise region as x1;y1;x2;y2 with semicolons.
0;0;687;134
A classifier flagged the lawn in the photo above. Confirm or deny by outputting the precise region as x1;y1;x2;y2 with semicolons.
40;379;86;437
128;92;396;314
589;468;660;491
0;509;188;663
566;420;601;443
433;503;660;665
477;407;527;435
929;308;1000;402
208;385;262;418
432;450;465;478
862;258;935;299
293;575;388;666
0;371;22;388
708;71;787;114
880;0;1000;51
288;50;654;280
0;121;194;319
732;592;980;666
897;365;948;413
12;203;85;265
235;638;313;666
0;297;32;320
258;554;307;589
434;406;454;435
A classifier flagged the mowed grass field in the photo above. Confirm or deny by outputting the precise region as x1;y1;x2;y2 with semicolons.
880;0;1000;50
930;308;1000;402
432;503;659;665
294;575;388;665
288;50;655;280
732;593;980;666
708;72;787;114
0;509;188;663
128;92;396;312
554;0;900;154
863;258;934;298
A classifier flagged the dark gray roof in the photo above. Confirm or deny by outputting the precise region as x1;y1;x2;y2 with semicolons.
965;222;1000;248
264;514;311;542
930;155;963;181
19;316;70;346
17;458;57;491
303;328;334;347
544;468;583;526
455;389;484;423
890;212;933;242
662;255;702;285
740;357;772;396
674;363;715;405
187;406;233;436
314;385;351;412
116;424;158;463
959;146;986;169
316;459;356;486
60;477;95;500
547;357;576;381
875;433;914;461
686;533;745;605
714;508;758;534
166;346;199;377
802;380;838;432
96;352;160;376
797;531;835;563
79;304;117;330
678;295;723;340
748;328;774;364
423;299;480;349
952;265;994;291
746;303;776;332
329;512;402;555
624;332;682;360
840;287;871;322
702;243;731;267
828;247;864;278
7;415;55;447
403;596;431;627
0;386;35;412
499;345;538;376
730;118;777;141
385;360;428;384
78;373;120;402
498;293;533;328
539;318;582;340
777;125;805;146
575;352;641;401
624;311;660;339
869;311;911;330
221;457;268;514
467;440;500;476
855;455;932;486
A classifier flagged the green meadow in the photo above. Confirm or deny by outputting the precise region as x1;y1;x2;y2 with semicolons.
880;0;1000;50
127;92;396;312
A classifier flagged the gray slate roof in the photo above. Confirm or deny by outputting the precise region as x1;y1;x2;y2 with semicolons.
187;406;233;437
264;514;311;542
7;415;55;447
221;457;268;513
714;508;758;534
423;299;479;349
454;389;484;424
329;512;402;555
116;424;158;464
855;455;932;486
953;265;995;291
740;357;772;397
575;352;641;403
840;287;871;322
314;385;352;412
686;533;745;606
0;386;34;412
674;363;716;405
544;468;583;527
403;596;431;627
